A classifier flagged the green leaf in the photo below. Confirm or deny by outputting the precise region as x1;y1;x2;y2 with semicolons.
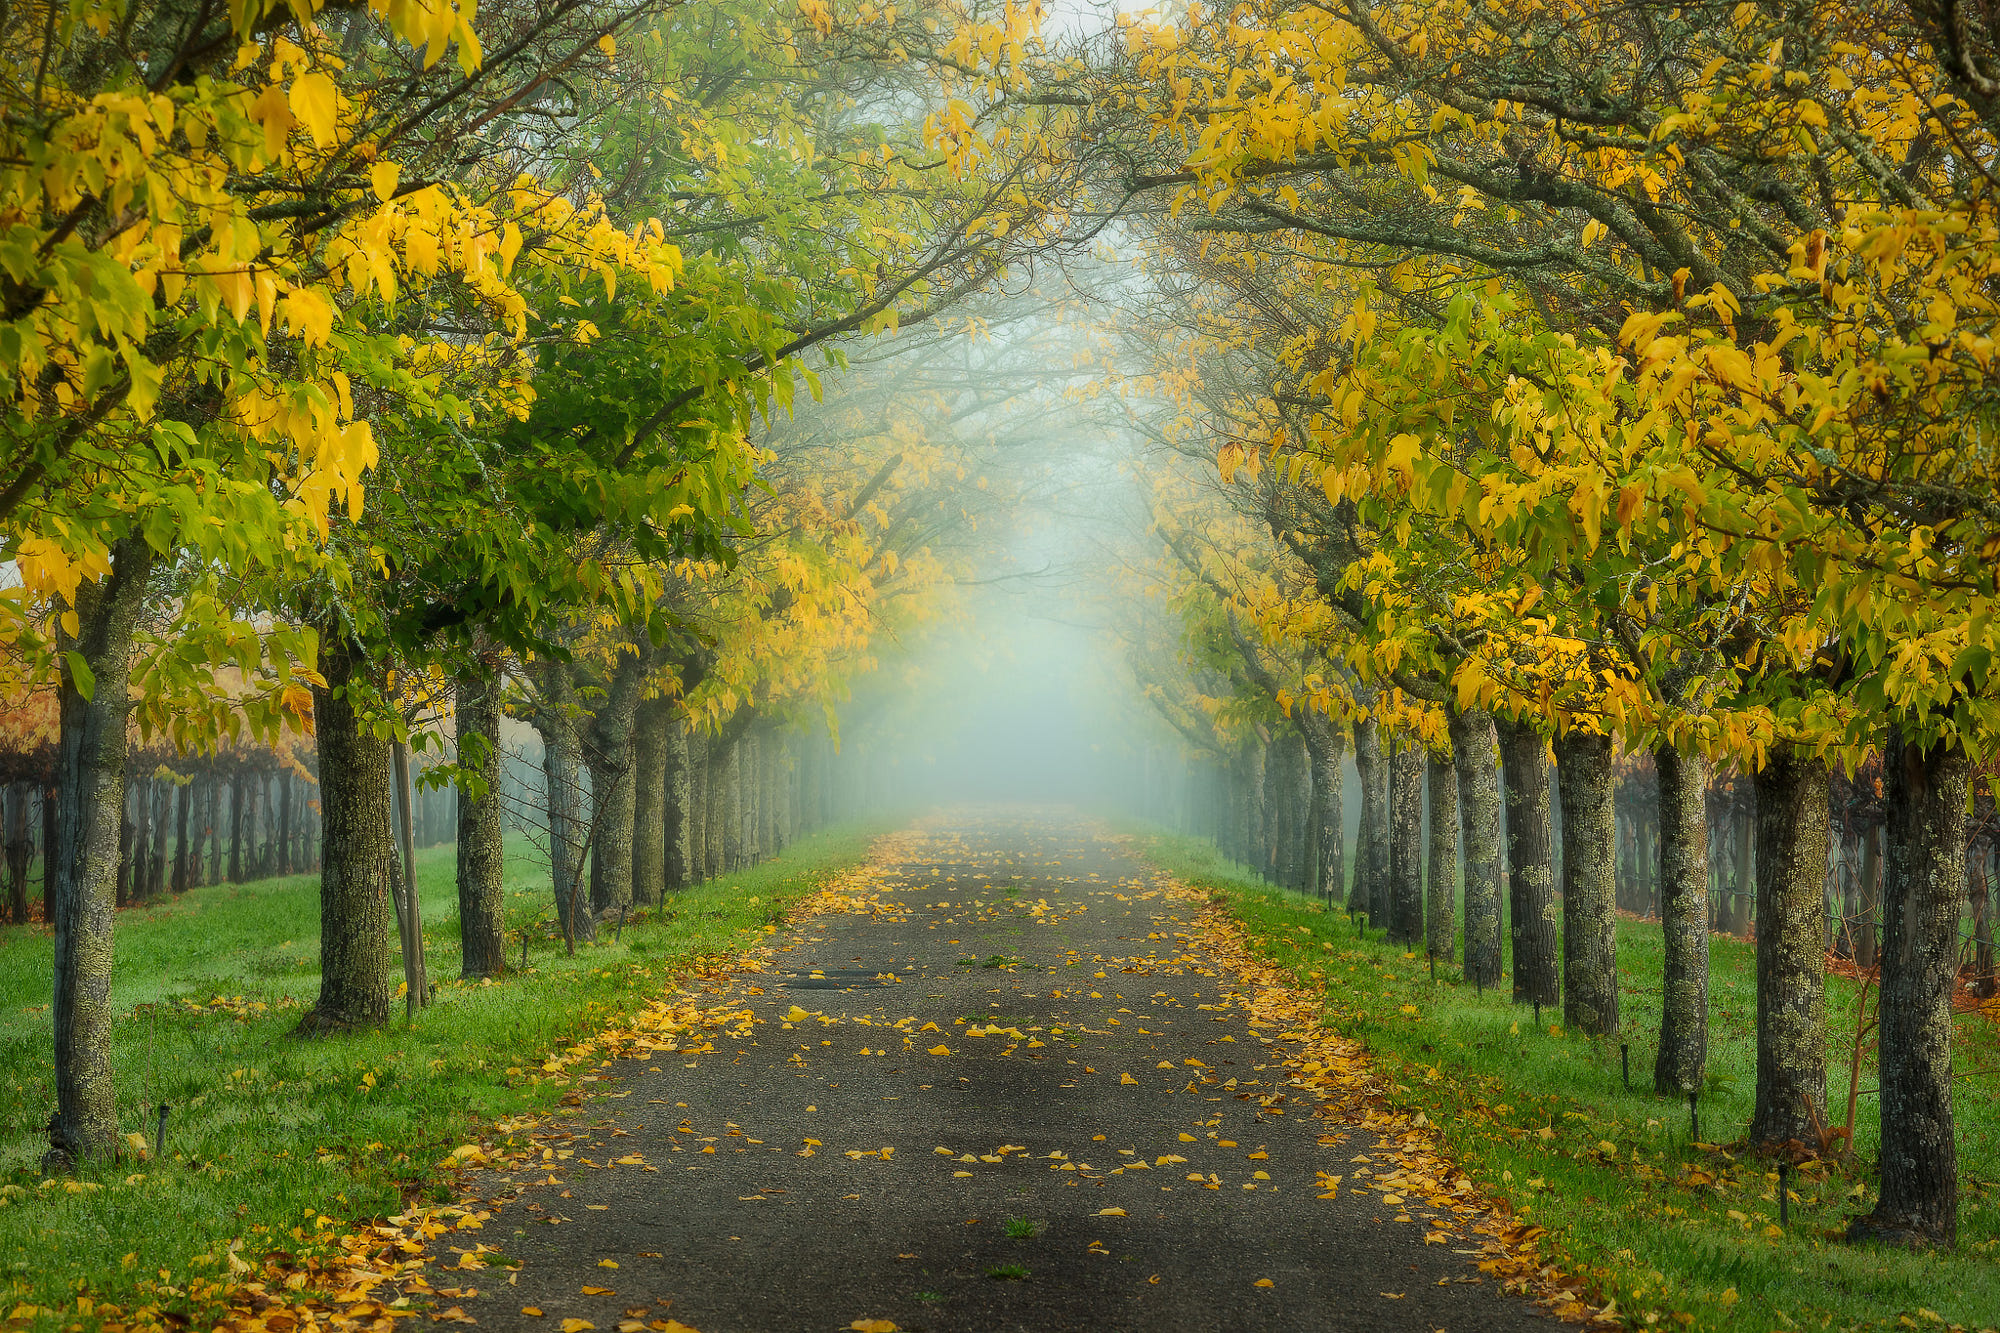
65;651;95;701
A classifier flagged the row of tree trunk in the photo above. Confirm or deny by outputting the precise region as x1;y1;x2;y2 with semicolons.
2;754;466;928
1147;714;1975;1246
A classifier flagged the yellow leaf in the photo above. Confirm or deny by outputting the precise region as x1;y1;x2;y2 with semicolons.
1097;1208;1126;1216
1120;1073;1138;1085
289;71;339;148
928;1045;951;1056
597;1259;619;1268
1254;1278;1274;1287
849;1322;899;1333
282;287;335;347
561;1321;596;1333
1178;1133;1195;1142
522;1309;544;1318
785;1006;809;1022
370;161;401;202
599;33;616;58
580;1286;614;1296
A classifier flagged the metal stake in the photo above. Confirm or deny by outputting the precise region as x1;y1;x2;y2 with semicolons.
154;1103;169;1160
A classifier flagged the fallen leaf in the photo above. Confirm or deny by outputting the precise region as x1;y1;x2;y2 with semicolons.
928;1045;952;1056
598;1260;620;1269
1097;1208;1126;1217
1253;1278;1274;1288
850;1321;900;1332
581;1286;615;1296
521;1309;544;1318
1119;1073;1139;1085
561;1322;596;1333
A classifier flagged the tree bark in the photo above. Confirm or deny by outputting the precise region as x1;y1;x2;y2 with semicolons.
1749;743;1831;1148
455;661;508;978
5;783;29;924
146;780;170;900
1654;746;1711;1095
1350;716;1382;919
171;777;192;893
722;738;743;872
298;638;396;1034
1452;708;1504;989
1854;731;1970;1247
687;728;709;882
227;769;246;884
1299;714;1345;903
1555;732;1618;1037
1856;822;1881;969
1388;741;1424;946
41;782;56;923
534;659;595;948
275;771;292;877
48;534;153;1163
631;697;668;905
1499;721;1559;1007
741;732;763;868
1426;752;1458;963
1245;741;1268;879
584;657;644;914
704;738;725;880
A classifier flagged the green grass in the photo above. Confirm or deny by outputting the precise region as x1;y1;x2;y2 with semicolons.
0;825;882;1327
1142;829;2000;1333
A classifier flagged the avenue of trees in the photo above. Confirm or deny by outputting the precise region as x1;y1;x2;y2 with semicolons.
1;0;1995;1267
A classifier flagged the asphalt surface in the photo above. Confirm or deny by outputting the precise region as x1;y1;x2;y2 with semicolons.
457;811;1550;1333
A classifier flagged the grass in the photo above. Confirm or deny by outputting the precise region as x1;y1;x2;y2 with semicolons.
0;824;882;1326
1141;828;2000;1333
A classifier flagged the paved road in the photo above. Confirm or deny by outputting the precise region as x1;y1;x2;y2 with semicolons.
459;811;1549;1333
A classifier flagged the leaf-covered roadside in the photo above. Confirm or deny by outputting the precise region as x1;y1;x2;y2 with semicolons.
0;829;885;1333
1109;841;1617;1328
1147;831;2000;1333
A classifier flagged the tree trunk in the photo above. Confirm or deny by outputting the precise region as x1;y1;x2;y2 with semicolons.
741;732;763;868
1748;743;1830;1149
49;536;154;1162
1245;741;1269;879
1426;752;1458;963
1388;741;1424;946
391;738;426;1013
632;697;668;905
704;739;725;880
41;782;56;924
1358;719;1390;924
1300;714;1345;903
455;661;508;978
171;778;191;893
1500;721;1559;1008
722;738;743;872
1856;822;1881;970
1731;794;1756;936
1452;708;1504;989
1555;732;1618;1037
1972;846;1995;1000
686;728;708;883
584;664;643;915
275;771;292;877
5;784;29;925
1854;731;1970;1247
1654;746;1711;1095
146;780;170;900
298;639;396;1034
227;769;246;884
534;660;596;948
1229;747;1251;866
